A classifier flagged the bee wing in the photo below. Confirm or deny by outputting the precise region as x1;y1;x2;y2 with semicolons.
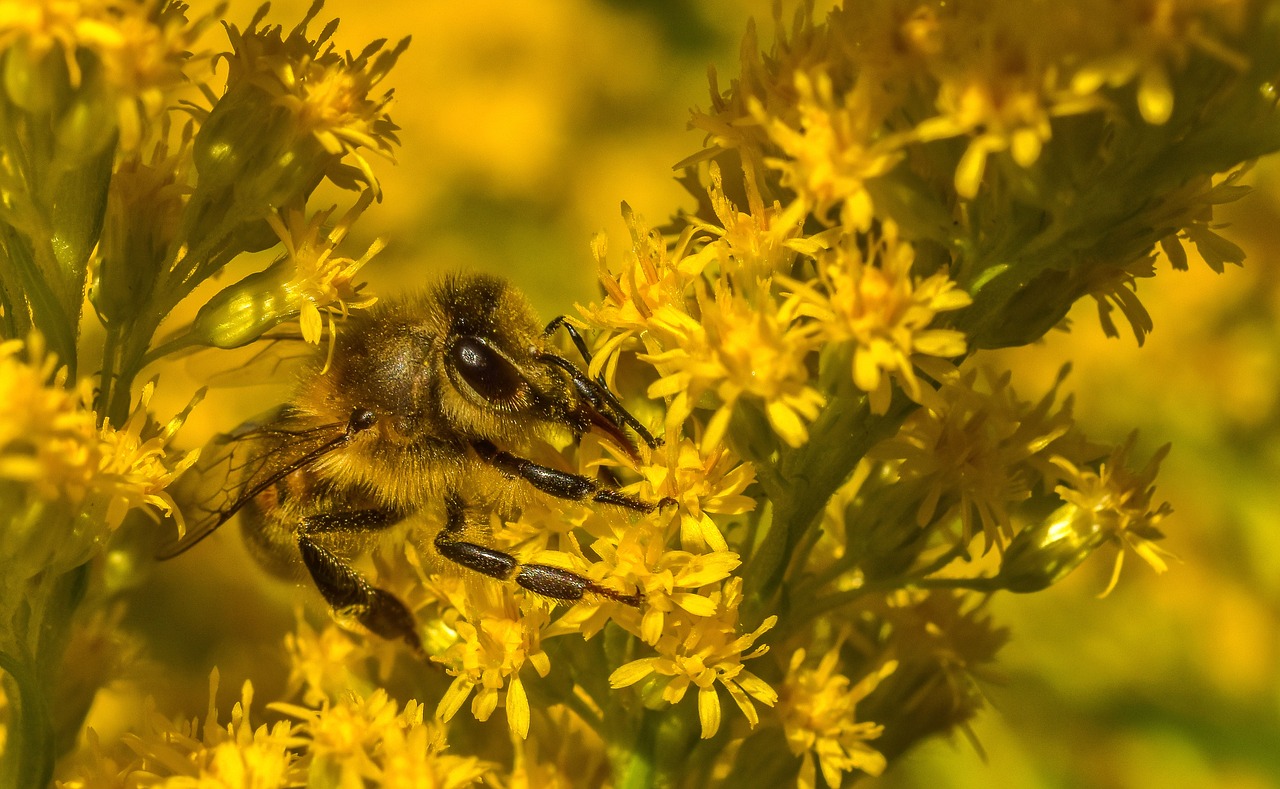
179;334;315;389
158;411;350;559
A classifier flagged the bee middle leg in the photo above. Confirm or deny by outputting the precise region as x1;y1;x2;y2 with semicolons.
434;495;644;607
296;508;425;656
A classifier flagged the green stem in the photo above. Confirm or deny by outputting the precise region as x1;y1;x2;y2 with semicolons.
912;575;1000;593
613;707;700;789
614;709;657;789
96;322;121;417
0;649;54;789
746;394;915;613
802;546;989;621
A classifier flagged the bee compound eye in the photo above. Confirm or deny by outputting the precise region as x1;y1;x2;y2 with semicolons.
450;336;524;404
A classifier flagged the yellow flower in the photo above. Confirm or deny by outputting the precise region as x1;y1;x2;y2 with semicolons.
1157;168;1250;275
0;337;197;568
1069;0;1247;125
94;379;201;534
504;706;610;788
685;161;804;281
266;195;384;346
910;8;1103;199
785;222;971;414
274;691;490;789
1084;253;1158;344
645;281;824;449
870;365;1075;553
780;648;896;788
0;336;98;503
0;0;213;150
56;670;305;787
757;69;904;231
215;0;407;197
434;586;552;739
588;526;741;647
1051;432;1175;597
635;435;756;553
188;192;381;352
284;614;375;709
577;205;704;382
609;578;777;739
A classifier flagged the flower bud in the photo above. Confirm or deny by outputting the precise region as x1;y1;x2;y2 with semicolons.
995;502;1106;593
187;258;300;349
192;87;330;216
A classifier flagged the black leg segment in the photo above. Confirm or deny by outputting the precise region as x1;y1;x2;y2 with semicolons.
433;495;645;607
516;564;644;606
542;317;660;450
297;533;424;657
472;439;664;513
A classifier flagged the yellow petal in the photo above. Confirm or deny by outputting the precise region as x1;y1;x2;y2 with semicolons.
672;592;718;617
609;658;660;688
506;677;530;739
702;403;734;454
765;401;808;448
954;137;992;199
697;687;722;738
675;550;740;587
1010;128;1043;167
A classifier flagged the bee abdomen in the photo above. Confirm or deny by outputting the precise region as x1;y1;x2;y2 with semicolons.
240;492;309;580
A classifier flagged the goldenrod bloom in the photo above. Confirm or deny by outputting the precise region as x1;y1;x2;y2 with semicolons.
780;648;896;789
610;578;777;739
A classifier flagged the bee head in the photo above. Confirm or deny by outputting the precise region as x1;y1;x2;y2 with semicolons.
435;274;616;448
319;273;640;454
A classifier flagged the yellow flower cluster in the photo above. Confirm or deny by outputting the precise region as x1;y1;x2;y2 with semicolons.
0;0;214;150
6;0;1273;786
779;648;896;789
0;3;405;786
56;671;490;788
0;336;196;575
869;365;1080;553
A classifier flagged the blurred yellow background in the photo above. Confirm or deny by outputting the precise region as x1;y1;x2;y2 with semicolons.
137;2;1280;786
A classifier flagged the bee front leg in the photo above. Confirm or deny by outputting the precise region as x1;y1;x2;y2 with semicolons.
543;316;660;450
296;508;425;657
471;439;673;512
434;496;644;607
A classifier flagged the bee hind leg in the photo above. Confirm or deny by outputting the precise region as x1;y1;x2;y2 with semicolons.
296;508;425;657
434;496;644;607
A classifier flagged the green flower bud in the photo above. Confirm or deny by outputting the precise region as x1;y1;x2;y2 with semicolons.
192;87;329;214
996;502;1107;593
187;258;299;350
2;38;67;113
94;147;187;325
54;69;119;163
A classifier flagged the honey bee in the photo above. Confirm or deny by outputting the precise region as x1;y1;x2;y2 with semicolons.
163;273;664;656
